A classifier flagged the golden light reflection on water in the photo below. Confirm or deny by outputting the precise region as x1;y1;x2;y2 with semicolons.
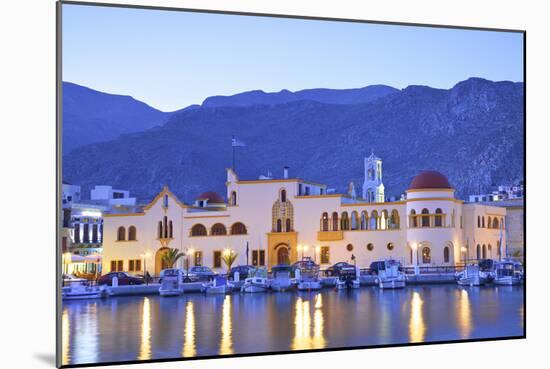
220;295;233;355
458;289;472;338
138;297;151;361
409;292;425;343
182;301;196;357
292;295;326;350
62;309;70;366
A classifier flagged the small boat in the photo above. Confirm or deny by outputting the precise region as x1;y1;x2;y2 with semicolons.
204;276;233;294
270;264;294;292
335;266;360;290
373;259;405;289
241;277;270;293
159;268;184;297
296;258;321;291
494;259;523;286
62;283;106;300
457;264;489;286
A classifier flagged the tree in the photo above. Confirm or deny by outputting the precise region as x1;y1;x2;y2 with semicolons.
222;250;238;274
161;248;185;269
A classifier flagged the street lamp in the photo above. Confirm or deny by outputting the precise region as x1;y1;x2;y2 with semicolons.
185;248;195;282
315;245;320;263
411;243;419;275
141;252;151;284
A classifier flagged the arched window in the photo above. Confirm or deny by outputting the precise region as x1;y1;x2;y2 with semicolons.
74;223;81;243
211;223;227;236
444;246;450;263
351;211;359;230
380;210;389;229
83;223;90;243
280;189;286;203
481;217;485;228
370;210;378;230
361;211;368;230
341;212;350;230
285;218;292;232
410;209;418;228
387;243;394;251
158;221;163;239
434;208;443;227
321;212;329;232
476;244;481;260
128;226;137;241
487;216;492;229
493;218;499;229
276;219;282;233
421;208;430;227
117;226;126;241
332;212;339;231
390;210;399;229
231;191;237;206
231;222;247;235
190;224;207;237
163;216;168;238
169;221;173;238
488;244;492;258
477;216;481;228
366;243;374;251
422;247;431;264
482;244;487;259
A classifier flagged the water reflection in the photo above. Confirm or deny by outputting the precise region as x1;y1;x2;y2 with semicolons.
220;295;233;355
182;301;196;357
138;297;151;360
292;295;326;350
457;289;472;338
62;309;70;366
409;292;425;343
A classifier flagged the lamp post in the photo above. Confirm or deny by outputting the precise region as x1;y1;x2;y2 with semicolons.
411;243;419;275
141;252;151;284
185;248;195;282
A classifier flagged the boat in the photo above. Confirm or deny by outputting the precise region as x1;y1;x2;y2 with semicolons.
270;264;294;292
159;268;184;297
457;264;489;286
494;259;523;285
335;265;360;290
204;276;233;294
62;283;106;300
296;257;321;291
373;259;406;289
241;276;270;293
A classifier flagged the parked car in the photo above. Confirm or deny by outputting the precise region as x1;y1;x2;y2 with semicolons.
229;265;255;280
325;262;356;277
189;266;217;281
159;268;198;283
97;272;144;286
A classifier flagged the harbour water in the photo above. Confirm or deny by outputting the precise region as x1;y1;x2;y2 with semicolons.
61;285;524;366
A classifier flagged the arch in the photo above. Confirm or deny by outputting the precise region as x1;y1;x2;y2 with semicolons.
350;211;359;230
155;247;170;276
410;209;418;228
370;210;379;230
230;222;247;235
492;217;499;229
476;244;481;260
163;216;168;238
380;210;389;230
487;216;492;229
360;211;368;230
157;221;163;239
285;218;292;232
231;191;237;206
280;189;287;203
321;212;329;231
169;220;173;238
444;246;450;263
211;223;227;236
421;247;431;264
482;244;487;259
190;224;207;237
276;219;282;233
488;244;492;258
117;226;126;241
481;217;485;228
434;208;443;227
421;208;430;227
477;216;481;228
389;209;400;229
275;243;289;265
128;226;137;241
331;212;339;231
341;212;350;230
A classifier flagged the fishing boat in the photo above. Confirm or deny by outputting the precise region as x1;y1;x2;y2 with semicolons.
62;283;106;300
457;264;489;286
204;276;233;294
270;264;294;292
296;257;321;291
335;265;360;290
159;268;184;297
241;276;270;293
494;259;523;285
373;259;405;289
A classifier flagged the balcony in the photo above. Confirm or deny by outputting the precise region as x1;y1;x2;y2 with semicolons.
317;231;344;241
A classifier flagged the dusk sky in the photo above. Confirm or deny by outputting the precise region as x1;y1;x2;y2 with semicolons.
62;3;524;111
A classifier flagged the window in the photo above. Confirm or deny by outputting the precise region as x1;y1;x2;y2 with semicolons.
74;223;81;243
231;191;237;206
387;243;394;251
305;186;310;195
252;250;266;266
128;226;137;241
477;216;481;228
346;244;353;252
194;251;203;266
434;208;443;227
92;224;99;243
211;223;227;236
321;212;329;231
482;244;487;259
276;219;282;232
117;226;126;241
488;217;492;229
259;250;265;266
285;218;292;232
129;259;142;272
332;212;339;231
111;260;123;272
298;184;303;196
213;251;222;268
163;216;168;238
444;247;450;263
231;222;247;235
281;189;286;203
421;208;430;227
476;244;481;259
158;221;163;238
493;218;499;229
370;211;378;230
410;210;417;228
83;223;90;243
481;217;485;228
341;212;350;230
169;221;173;238
366;243;374;251
191;224;207;236
320;246;330;264
422;247;431;264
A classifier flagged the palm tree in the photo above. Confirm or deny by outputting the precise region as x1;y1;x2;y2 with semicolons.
161;248;185;269
222;250;238;274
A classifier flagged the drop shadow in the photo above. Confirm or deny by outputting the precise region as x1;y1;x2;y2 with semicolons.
34;353;56;366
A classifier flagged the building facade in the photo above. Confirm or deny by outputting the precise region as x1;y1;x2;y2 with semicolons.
101;158;507;276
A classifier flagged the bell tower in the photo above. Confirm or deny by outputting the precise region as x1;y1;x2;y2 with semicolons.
362;152;385;202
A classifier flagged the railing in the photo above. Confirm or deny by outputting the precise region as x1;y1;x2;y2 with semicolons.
401;265;465;275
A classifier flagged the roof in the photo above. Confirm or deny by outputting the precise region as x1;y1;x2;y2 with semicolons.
408;170;452;190
197;191;225;204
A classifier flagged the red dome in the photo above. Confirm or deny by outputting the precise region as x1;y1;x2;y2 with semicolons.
408;171;452;190
197;191;225;204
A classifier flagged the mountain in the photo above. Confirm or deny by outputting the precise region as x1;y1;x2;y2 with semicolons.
62;82;171;153
62;78;524;203
202;85;398;108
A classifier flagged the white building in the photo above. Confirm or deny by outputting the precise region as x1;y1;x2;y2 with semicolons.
101;159;507;276
362;152;385;202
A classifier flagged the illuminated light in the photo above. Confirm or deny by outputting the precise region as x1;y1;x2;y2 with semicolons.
312;307;326;349
411;243;418;251
182;301;196;357
62;309;70;365
315;294;323;309
409;292;425;343
138;297;151;361
458;289;472;339
81;211;102;218
220;295;233;355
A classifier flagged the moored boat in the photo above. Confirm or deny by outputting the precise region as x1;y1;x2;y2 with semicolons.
457;264;489;286
335;265;360;290
494;259;523;286
372;259;406;289
295;257;321;291
159;268;184;297
62;283;106;300
204;276;233;294
241;277;270;293
270;264;294;292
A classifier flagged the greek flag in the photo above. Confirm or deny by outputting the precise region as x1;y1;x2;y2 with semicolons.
232;137;246;147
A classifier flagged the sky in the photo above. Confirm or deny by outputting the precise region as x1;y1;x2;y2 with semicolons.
62;4;524;112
